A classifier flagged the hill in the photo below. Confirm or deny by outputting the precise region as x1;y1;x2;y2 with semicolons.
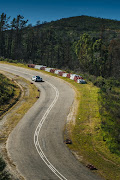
0;14;120;78
41;15;120;32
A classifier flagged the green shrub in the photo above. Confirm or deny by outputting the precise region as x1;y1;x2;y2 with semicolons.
0;157;6;172
0;57;5;61
0;171;10;180
94;76;105;88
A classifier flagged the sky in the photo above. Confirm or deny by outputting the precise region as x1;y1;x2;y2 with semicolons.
0;0;120;26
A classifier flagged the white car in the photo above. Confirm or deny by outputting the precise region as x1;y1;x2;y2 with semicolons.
32;76;42;82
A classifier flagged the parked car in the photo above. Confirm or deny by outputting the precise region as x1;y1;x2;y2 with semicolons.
32;76;42;82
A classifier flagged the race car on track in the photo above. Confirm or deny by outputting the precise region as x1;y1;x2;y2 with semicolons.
31;76;42;82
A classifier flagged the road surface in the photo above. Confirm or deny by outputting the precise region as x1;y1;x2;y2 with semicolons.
0;64;103;180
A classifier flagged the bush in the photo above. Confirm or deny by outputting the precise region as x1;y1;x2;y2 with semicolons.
4;58;18;63
94;76;105;88
0;171;10;180
0;57;5;61
0;156;10;180
0;157;6;171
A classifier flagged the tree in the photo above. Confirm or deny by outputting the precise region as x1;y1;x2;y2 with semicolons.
93;38;108;76
0;13;10;57
75;33;110;77
75;33;93;72
108;39;120;78
10;15;28;59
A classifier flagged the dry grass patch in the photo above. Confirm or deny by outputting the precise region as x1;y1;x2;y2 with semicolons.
0;79;21;119
0;76;39;142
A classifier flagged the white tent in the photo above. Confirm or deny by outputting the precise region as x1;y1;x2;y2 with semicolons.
54;70;62;74
70;74;76;80
62;73;68;77
45;68;53;72
34;65;43;69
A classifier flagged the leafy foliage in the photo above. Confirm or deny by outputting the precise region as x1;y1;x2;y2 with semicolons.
75;33;120;78
0;157;6;172
0;157;10;180
93;77;120;154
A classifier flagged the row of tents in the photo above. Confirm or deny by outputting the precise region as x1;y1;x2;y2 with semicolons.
28;64;87;84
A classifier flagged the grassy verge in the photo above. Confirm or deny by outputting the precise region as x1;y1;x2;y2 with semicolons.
64;80;120;180
0;74;21;119
0;76;39;142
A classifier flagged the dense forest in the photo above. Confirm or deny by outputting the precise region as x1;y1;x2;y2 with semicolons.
0;13;120;78
0;13;120;155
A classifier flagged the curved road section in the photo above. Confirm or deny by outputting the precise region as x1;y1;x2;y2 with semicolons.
0;64;103;180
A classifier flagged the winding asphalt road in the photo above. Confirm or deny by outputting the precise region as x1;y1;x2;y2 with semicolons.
0;64;103;180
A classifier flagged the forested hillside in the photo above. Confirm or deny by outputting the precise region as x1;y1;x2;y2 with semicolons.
0;13;120;79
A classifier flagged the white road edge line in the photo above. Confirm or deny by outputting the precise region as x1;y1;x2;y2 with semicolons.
1;66;68;180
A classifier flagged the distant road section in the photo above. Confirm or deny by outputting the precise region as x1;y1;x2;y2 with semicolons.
0;64;103;180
